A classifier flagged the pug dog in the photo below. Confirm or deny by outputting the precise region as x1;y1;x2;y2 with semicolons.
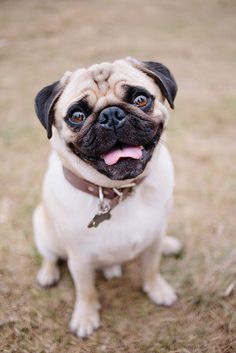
33;57;181;338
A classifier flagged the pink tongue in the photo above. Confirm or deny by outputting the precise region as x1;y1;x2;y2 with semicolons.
103;146;142;166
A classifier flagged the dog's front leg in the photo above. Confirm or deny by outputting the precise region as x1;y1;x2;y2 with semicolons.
141;237;177;306
68;257;100;338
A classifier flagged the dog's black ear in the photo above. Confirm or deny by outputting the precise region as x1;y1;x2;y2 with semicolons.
35;81;62;139
142;61;177;109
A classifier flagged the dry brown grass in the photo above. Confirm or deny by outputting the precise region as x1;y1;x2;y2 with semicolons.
0;0;236;352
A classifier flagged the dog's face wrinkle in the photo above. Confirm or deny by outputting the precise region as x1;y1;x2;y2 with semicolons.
128;114;155;132
79;131;97;149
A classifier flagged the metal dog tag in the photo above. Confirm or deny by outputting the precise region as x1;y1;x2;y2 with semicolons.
88;199;111;228
88;211;111;228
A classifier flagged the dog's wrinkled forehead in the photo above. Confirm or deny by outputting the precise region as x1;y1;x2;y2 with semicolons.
57;59;159;116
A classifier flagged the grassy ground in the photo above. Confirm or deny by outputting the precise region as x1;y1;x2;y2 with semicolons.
0;0;236;352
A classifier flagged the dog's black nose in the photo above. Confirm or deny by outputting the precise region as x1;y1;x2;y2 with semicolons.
98;106;126;130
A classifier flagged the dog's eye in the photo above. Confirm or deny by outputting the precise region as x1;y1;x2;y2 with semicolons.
133;95;148;108
70;111;86;124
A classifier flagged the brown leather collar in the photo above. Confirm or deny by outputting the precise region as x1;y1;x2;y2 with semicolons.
62;166;145;228
63;166;144;203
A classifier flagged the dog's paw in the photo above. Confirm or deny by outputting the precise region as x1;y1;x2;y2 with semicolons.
69;304;100;338
103;265;122;280
143;275;177;306
161;236;182;256
37;261;60;287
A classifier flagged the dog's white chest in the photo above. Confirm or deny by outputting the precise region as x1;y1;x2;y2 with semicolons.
82;200;163;265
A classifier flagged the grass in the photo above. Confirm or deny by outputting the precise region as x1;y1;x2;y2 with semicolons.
0;0;236;352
